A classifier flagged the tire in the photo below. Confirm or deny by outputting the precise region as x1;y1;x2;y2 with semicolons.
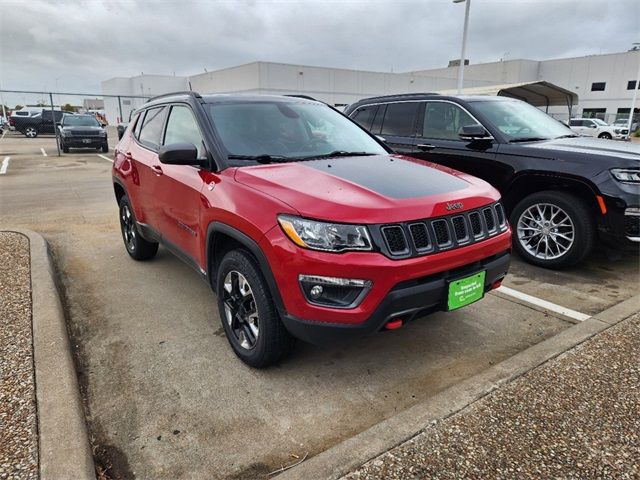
62;142;69;153
101;144;109;153
216;250;295;368
24;127;38;138
598;132;612;139
510;191;595;269
118;195;158;260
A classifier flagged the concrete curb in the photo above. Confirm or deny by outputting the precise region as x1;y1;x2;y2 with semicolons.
277;293;640;480
7;229;95;480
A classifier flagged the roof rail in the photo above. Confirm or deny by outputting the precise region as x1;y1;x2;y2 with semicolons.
148;91;202;102
362;92;440;102
284;94;318;101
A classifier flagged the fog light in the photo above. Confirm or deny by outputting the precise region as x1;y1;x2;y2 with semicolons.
309;285;323;299
298;275;372;309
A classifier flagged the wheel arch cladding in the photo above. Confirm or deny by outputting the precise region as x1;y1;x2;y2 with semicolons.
504;173;601;215
206;222;285;313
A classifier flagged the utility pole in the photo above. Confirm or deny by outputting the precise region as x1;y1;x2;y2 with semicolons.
454;0;471;94
50;93;61;156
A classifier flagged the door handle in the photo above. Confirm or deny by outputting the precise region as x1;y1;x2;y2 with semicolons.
151;165;164;176
417;144;436;151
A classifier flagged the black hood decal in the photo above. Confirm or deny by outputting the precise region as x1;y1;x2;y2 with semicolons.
302;155;469;199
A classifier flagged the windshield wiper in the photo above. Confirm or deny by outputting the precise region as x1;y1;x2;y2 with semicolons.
298;151;377;161
554;134;579;139
227;154;290;164
509;137;549;143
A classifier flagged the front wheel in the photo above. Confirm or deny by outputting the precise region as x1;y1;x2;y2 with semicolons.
510;191;595;269
216;250;295;368
598;132;612;139
101;144;109;153
24;127;38;138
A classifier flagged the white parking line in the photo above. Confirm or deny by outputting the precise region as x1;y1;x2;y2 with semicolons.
0;156;10;175
496;285;591;322
40;147;47;157
97;154;113;163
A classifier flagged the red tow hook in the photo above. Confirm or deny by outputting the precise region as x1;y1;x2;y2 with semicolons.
384;319;404;330
491;278;504;290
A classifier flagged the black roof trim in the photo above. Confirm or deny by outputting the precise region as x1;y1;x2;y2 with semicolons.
359;92;441;103
284;94;318;101
148;91;203;102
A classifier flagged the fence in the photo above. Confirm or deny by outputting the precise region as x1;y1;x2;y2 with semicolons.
0;89;152;156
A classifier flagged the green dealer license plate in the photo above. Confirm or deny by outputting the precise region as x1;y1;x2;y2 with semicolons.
447;271;486;311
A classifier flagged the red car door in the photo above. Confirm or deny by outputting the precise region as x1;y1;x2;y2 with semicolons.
128;106;168;229
153;104;208;269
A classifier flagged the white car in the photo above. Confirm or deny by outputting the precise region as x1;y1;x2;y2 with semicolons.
568;118;628;140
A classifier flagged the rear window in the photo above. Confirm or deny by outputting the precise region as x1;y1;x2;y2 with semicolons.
380;102;419;137
137;107;166;148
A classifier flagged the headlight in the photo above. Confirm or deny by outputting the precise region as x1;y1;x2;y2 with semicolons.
62;130;71;137
611;168;640;183
614;129;622;134
100;130;107;137
278;215;372;252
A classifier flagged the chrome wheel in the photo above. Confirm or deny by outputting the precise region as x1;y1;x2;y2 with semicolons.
517;203;574;260
223;271;259;350
25;127;37;138
120;203;136;251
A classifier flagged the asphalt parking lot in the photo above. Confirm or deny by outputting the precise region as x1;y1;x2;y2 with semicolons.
1;131;638;479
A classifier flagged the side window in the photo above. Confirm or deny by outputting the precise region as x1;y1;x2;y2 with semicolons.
133;112;145;139
422;102;479;140
569;119;580;127
163;105;205;157
351;105;377;130
380;102;419;137
138;107;166;149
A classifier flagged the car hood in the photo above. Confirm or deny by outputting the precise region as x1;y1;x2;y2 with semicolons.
517;137;640;167
234;154;500;224
62;126;104;131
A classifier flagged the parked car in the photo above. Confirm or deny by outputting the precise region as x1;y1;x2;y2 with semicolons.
568;118;627;140
8;107;45;130
613;118;638;133
12;109;67;138
344;94;640;268
112;92;512;367
58;114;109;153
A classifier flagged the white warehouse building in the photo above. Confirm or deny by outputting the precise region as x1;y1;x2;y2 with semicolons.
102;50;639;125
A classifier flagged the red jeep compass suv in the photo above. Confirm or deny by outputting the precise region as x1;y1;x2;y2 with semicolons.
113;92;512;367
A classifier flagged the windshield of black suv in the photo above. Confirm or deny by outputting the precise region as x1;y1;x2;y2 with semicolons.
63;115;101;127
469;99;575;142
205;100;387;161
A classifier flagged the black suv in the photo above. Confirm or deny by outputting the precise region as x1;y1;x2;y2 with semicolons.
58;114;109;153
345;94;640;268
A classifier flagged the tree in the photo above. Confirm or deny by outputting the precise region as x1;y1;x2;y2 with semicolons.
62;103;78;112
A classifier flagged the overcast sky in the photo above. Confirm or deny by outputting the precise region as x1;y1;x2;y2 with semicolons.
1;0;638;106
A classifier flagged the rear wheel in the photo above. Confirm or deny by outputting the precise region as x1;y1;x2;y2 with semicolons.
510;191;595;269
216;250;295;368
598;132;612;139
118;195;158;260
24;127;38;138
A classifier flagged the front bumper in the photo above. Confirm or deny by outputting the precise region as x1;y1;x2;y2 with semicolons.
596;175;640;247
259;224;512;343
62;136;106;148
280;251;510;344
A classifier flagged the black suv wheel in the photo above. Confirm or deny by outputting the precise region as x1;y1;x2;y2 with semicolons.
216;250;295;368
118;195;158;260
510;191;595;268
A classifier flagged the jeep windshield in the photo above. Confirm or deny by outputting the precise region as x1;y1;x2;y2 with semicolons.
205;100;387;162
63;115;100;127
469;99;576;142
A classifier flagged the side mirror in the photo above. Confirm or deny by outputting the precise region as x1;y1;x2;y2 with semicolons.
459;124;491;141
55;123;61;127
100;123;107;128
158;142;200;165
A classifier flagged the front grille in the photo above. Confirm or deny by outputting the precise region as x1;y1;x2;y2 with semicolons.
381;226;408;254
378;202;508;259
483;208;496;231
469;212;482;237
409;223;431;251
624;215;640;237
68;129;102;137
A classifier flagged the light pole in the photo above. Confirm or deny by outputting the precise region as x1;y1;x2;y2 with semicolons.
454;0;471;94
627;44;640;139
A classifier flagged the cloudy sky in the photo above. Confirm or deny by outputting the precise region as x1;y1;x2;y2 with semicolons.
0;0;638;105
